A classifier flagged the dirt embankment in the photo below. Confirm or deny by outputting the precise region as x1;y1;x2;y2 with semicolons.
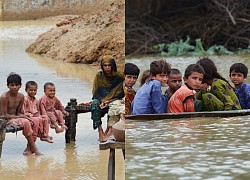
26;0;125;71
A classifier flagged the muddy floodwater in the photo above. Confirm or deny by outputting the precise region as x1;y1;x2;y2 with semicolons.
126;55;250;179
0;21;124;180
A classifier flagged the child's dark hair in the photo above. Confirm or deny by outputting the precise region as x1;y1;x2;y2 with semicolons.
184;64;205;78
7;73;22;85
100;55;117;72
25;81;38;90
44;82;55;90
230;63;248;78
150;59;171;77
170;68;182;76
124;63;140;77
140;69;151;86
197;58;230;85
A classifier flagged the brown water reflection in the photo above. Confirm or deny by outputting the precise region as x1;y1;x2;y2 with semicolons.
0;21;125;179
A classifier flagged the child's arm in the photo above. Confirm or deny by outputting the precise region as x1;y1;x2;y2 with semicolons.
244;86;250;109
151;83;166;113
39;98;47;116
1;93;21;119
22;98;33;117
213;83;240;110
168;96;185;113
55;97;69;116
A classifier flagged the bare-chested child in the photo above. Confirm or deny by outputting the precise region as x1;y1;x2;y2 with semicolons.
23;81;53;143
39;82;68;133
0;73;42;155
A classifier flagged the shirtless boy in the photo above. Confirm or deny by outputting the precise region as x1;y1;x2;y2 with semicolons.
0;73;42;155
39;82;68;133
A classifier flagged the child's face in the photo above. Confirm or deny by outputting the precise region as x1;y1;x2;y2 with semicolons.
153;73;168;87
26;85;37;98
8;83;21;94
102;62;112;75
184;72;203;90
230;70;245;86
45;85;56;98
125;75;138;88
167;73;182;92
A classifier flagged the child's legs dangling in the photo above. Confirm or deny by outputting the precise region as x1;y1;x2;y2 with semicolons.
31;117;41;142
40;116;53;143
11;118;42;155
47;112;58;129
55;110;64;126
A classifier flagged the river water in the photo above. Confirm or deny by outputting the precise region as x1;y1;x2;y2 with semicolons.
126;56;250;179
0;21;124;179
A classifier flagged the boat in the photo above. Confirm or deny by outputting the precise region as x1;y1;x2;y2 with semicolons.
125;109;250;120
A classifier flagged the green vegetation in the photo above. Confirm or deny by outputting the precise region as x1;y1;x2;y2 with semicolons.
153;36;237;56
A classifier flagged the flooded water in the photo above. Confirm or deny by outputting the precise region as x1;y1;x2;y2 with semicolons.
126;56;250;179
0;21;124;179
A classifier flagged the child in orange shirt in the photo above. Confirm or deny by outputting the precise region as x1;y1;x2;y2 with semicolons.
168;64;204;113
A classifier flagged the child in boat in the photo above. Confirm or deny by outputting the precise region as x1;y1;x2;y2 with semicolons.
23;81;53;143
165;68;182;100
196;58;241;111
132;59;171;115
140;69;151;87
39;82;68;133
91;55;124;142
167;64;204;113
0;73;42;155
229;63;250;109
124;62;140;115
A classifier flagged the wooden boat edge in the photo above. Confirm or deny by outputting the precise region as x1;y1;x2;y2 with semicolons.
125;109;250;120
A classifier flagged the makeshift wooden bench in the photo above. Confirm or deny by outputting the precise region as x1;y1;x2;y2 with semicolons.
0;98;91;158
99;139;125;180
0;118;23;158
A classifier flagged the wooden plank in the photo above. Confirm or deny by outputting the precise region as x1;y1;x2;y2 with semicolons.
6;125;22;133
108;148;115;180
125;109;250;120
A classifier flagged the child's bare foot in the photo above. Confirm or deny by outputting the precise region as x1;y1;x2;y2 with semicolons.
55;126;65;133
43;134;53;140
99;133;109;143
41;136;54;143
30;146;43;156
50;123;57;129
23;145;32;156
62;124;68;130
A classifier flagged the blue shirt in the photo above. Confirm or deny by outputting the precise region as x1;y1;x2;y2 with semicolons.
131;79;168;114
234;82;250;109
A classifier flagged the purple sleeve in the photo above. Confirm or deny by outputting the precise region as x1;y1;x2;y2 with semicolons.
244;84;250;109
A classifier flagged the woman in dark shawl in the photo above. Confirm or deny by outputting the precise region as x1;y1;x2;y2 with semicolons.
91;55;124;142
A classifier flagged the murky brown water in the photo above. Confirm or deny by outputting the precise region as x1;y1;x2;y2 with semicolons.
126;56;250;179
0;21;124;180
